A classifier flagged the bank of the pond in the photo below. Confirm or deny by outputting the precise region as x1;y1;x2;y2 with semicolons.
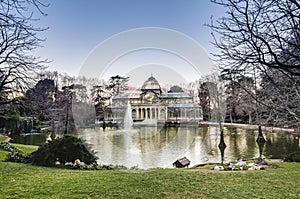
201;121;295;133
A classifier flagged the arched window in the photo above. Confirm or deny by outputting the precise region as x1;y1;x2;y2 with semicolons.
132;109;137;119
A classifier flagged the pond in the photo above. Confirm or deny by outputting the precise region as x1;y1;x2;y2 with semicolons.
78;126;300;169
11;133;49;146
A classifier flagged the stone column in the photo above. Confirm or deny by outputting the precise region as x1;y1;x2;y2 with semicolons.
165;107;168;120
136;107;140;119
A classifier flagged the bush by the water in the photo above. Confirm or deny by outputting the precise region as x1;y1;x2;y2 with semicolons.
284;151;300;162
31;135;97;167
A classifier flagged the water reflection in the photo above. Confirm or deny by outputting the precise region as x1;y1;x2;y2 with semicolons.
78;126;300;169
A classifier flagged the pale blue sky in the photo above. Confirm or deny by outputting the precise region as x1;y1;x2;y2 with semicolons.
35;0;226;84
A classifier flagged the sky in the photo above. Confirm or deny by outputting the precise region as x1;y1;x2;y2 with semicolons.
35;0;226;87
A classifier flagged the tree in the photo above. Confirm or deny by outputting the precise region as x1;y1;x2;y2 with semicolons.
107;75;129;96
91;82;111;121
225;77;256;124
0;109;21;135
209;0;300;126
258;69;300;128
91;75;129;121
24;79;56;120
209;0;300;77
0;0;48;107
201;73;227;127
224;81;238;124
61;84;77;135
202;73;227;163
169;85;184;93
198;82;211;121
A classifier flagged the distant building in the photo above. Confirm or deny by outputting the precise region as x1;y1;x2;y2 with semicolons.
106;75;202;126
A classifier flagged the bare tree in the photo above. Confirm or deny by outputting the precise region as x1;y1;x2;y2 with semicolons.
225;77;256;124
203;73;228;163
259;69;300;128
201;72;227;132
209;0;300;126
0;0;48;106
209;0;300;77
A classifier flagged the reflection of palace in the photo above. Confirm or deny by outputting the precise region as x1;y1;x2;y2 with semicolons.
107;75;202;126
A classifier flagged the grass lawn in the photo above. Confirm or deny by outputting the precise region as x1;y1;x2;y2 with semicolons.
0;135;7;142
10;143;39;154
0;144;299;199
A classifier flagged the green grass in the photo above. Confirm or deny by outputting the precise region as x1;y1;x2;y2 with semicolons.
0;150;10;161
0;143;299;198
10;143;38;154
0;135;7;142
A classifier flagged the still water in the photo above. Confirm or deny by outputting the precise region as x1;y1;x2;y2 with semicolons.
78;126;300;169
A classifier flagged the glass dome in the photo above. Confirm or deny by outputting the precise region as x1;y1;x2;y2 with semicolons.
141;75;161;91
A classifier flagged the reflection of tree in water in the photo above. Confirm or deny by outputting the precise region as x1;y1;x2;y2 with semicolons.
217;127;267;161
199;125;211;155
244;129;258;158
227;127;241;160
263;133;300;159
205;126;219;156
257;141;265;160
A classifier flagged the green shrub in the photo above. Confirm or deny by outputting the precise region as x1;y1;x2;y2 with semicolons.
284;151;300;162
30;135;97;167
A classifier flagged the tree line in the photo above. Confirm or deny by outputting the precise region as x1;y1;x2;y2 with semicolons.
0;70;129;135
1;0;299;135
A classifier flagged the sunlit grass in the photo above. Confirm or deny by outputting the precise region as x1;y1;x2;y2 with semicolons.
10;143;38;154
0;150;10;161
0;162;299;199
0;143;299;198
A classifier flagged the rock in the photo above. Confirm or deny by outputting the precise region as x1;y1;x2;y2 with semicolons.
74;159;85;167
65;162;74;167
257;159;268;165
258;165;269;170
214;166;225;171
74;159;81;164
235;161;247;167
247;163;255;167
54;160;60;166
